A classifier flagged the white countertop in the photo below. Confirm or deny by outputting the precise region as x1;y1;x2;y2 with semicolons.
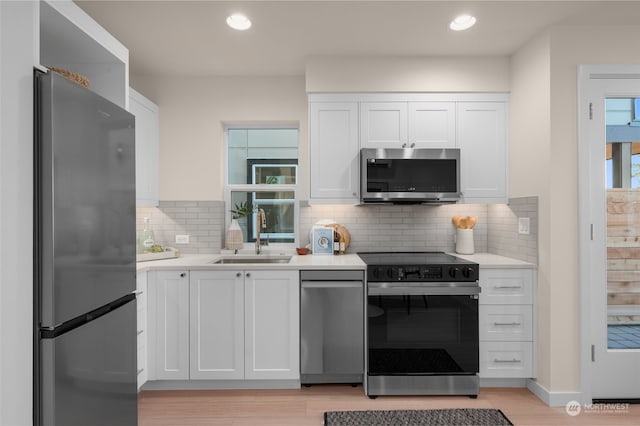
136;252;366;272
136;251;535;272
450;252;536;269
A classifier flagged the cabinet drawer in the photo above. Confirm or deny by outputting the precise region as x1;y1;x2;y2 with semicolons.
479;305;532;341
479;269;533;304
480;341;533;378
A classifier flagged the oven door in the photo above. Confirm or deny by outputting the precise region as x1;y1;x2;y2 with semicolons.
367;283;479;376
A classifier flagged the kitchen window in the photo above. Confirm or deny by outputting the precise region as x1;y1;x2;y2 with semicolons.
225;126;298;245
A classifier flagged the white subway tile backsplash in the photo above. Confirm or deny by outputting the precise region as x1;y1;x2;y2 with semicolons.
136;200;225;254
136;197;538;262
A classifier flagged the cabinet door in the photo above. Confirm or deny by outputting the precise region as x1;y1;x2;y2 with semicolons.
136;270;148;388
244;270;299;380
457;102;507;203
360;102;408;148
408;102;456;148
309;102;360;201
189;270;244;380
153;270;189;380
130;88;159;206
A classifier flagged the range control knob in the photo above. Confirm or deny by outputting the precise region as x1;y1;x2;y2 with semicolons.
448;267;459;279
462;267;475;279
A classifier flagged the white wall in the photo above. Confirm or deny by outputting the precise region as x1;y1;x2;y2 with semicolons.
306;56;511;93
129;75;308;201
510;31;552;392
546;24;640;394
0;2;35;424
510;24;640;401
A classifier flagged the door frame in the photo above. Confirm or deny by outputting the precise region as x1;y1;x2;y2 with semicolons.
578;64;640;404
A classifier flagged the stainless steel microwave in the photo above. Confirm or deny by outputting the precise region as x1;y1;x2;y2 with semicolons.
360;148;461;204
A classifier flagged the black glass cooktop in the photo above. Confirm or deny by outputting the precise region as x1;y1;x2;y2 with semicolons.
357;251;472;266
357;252;478;282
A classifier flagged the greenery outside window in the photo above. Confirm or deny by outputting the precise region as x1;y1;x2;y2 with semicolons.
225;126;298;245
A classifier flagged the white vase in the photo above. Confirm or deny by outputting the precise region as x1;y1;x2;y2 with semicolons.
226;219;244;250
455;228;475;255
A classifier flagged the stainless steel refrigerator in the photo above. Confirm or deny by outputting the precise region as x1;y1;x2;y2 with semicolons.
34;71;138;426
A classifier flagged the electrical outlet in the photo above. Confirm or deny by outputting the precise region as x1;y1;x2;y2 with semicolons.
175;234;190;244
518;217;530;235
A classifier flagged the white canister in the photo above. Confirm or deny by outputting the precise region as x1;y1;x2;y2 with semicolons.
455;228;475;255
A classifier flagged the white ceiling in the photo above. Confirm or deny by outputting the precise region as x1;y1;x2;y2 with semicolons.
75;0;640;77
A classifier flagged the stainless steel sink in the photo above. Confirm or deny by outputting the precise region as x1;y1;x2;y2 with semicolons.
210;256;292;264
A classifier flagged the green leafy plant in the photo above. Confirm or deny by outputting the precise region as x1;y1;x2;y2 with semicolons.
230;201;256;219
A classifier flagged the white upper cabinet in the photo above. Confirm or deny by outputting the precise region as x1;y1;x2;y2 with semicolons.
39;0;129;109
361;102;456;149
360;102;408;148
130;88;159;206
408;102;456;148
309;102;360;203
457;102;508;204
308;93;508;205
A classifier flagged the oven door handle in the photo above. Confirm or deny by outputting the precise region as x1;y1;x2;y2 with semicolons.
368;284;481;296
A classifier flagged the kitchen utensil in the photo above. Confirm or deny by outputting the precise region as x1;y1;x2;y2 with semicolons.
468;216;478;229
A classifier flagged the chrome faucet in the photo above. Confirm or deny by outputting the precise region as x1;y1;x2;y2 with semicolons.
255;209;268;254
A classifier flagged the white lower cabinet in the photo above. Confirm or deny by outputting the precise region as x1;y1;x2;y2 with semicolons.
149;270;190;380
189;269;299;381
136;270;148;389
478;268;535;379
243;270;300;380
148;269;299;383
189;270;244;380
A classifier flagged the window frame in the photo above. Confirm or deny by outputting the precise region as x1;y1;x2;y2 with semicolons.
223;124;300;250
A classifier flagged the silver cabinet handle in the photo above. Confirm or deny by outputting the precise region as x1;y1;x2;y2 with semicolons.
494;286;521;289
493;358;522;363
236;272;242;277
493;322;522;326
246;272;251;278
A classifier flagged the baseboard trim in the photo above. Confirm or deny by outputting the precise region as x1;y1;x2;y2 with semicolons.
141;379;301;391
480;378;528;388
526;379;582;407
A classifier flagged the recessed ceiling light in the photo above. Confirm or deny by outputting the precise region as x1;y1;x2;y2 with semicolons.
226;13;251;31
449;14;476;31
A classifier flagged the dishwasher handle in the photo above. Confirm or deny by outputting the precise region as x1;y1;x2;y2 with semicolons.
301;281;363;289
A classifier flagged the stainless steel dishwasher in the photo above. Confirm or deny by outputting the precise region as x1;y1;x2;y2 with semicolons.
300;270;364;385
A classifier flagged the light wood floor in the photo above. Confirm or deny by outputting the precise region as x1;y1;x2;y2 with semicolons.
138;385;640;425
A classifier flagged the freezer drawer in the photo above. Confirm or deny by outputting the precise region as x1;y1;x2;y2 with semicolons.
39;299;137;426
300;271;364;384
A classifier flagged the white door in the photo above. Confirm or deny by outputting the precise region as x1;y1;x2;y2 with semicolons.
189;270;244;380
580;65;640;399
244;270;299;380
